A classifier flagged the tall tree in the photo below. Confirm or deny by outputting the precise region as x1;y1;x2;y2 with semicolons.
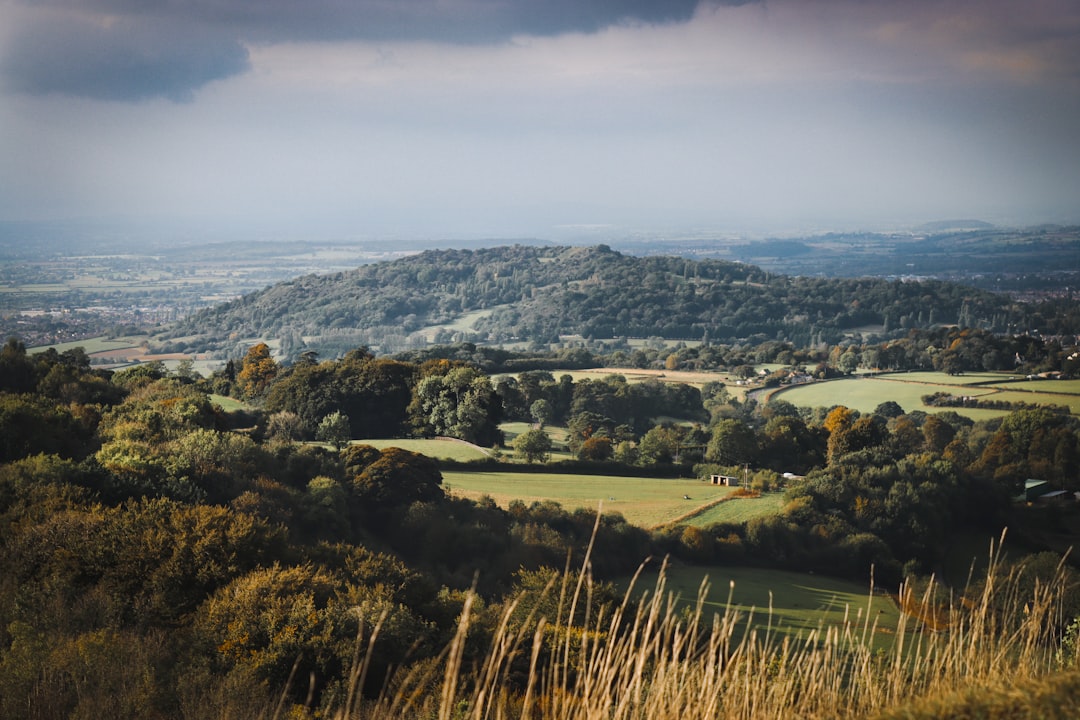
237;342;278;400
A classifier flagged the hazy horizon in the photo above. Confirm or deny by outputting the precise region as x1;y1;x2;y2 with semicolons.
2;1;1079;244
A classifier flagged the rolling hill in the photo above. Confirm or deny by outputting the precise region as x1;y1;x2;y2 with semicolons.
161;244;1052;361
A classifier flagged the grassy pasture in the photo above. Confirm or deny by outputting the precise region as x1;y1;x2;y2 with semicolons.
500;421;571;445
416;306;500;341
770;374;1046;420
534;366;752;401
623;563;902;649
442;470;734;528
985;378;1080;393
565;367;730;388
682;492;788;527
499;422;576;460
28;335;140;355
889;371;1022;385
352;438;493;462
209;394;254;413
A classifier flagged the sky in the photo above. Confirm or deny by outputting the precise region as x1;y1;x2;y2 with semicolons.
1;0;1079;242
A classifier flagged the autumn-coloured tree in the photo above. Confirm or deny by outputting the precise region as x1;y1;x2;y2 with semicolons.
578;435;613;462
236;342;278;399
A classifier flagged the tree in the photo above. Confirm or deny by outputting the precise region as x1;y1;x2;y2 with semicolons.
0;338;37;393
613;440;639;465
301;476;351;541
351;447;443;507
0;393;96;462
705;418;757;467
530;398;553;427
578;435;613;462
838;349;859;374
874;401;904;419
513;428;553;463
639;425;680;465
265;410;305;443
236;342;278;399
760;415;825;473
921;415;956;454
316;411;351;450
828;416;888;464
410;366;502;445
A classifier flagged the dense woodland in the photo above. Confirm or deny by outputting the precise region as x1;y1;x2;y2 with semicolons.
161;245;1080;361
3;328;1080;716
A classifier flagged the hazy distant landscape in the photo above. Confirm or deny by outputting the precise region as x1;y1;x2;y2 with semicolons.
3;223;1077;355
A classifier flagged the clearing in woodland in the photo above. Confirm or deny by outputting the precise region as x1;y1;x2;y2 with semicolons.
441;470;782;528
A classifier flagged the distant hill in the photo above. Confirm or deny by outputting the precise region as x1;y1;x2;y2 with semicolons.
916;219;995;232
161;244;1052;361
617;225;1080;288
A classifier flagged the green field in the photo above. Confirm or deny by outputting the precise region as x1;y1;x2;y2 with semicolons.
682;492;788;527
416;306;500;341
209;394;255;413
889;371;1021;385
352;438;493;462
622;563;902;649
28;335;140;355
443;471;746;527
985;378;1080;393
769;373;1080;419
522;367;751;400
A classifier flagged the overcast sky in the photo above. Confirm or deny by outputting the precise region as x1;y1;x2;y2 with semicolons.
2;0;1079;242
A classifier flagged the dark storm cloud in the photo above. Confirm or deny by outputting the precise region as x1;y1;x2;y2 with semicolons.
1;0;705;102
1;15;249;102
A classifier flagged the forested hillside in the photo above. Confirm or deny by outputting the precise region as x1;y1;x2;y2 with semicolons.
161;245;1074;361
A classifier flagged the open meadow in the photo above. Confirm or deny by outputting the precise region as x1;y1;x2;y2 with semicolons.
622;562;904;649
27;335;140;355
770;371;1080;419
538;366;754;401
441;470;784;528
349;438;493;462
682;491;788;527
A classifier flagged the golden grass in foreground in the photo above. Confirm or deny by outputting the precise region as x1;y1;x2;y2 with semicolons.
268;529;1075;720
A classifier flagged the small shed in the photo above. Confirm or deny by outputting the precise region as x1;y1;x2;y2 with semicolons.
710;474;740;486
1022;479;1052;503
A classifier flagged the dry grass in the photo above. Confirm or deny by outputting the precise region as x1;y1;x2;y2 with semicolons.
304;529;1077;720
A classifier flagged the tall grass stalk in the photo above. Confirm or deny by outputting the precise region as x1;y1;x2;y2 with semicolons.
337;531;1072;719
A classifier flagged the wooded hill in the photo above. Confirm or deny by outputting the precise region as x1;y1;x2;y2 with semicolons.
162;245;1075;362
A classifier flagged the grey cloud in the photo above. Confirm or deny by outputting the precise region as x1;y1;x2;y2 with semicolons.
34;0;708;42
3;0;708;101
2;15;249;102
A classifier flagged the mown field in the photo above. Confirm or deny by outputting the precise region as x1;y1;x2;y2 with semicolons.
28;335;140;355
351;437;493;462
541;366;754;400
682;491;789;527
441;470;785;528
621;563;903;649
770;372;1080;419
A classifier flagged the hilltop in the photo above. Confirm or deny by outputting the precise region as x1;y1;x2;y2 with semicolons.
161;244;1053;361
